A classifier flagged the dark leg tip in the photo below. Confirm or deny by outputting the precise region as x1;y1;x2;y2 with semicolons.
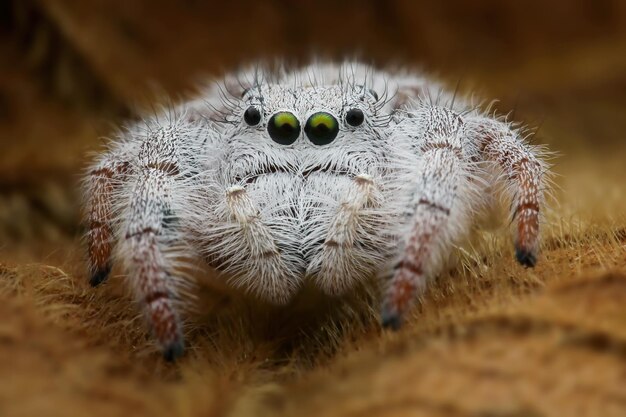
89;264;111;287
515;248;537;268
381;309;403;331
162;339;185;362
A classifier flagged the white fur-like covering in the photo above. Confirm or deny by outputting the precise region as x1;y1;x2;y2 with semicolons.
84;61;551;356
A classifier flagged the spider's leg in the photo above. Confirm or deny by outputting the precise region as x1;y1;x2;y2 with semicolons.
115;121;204;361
467;117;546;267
308;173;383;295
84;153;132;287
122;168;182;360
381;107;478;329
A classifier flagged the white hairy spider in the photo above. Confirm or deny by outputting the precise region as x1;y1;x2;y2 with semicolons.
84;62;549;361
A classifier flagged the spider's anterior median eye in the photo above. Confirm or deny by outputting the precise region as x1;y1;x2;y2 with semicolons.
267;111;300;145
244;106;261;126
304;112;339;146
345;108;365;127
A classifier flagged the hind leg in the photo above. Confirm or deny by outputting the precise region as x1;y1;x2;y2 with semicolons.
84;150;133;286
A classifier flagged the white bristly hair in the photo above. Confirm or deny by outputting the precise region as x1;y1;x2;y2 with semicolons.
83;61;551;360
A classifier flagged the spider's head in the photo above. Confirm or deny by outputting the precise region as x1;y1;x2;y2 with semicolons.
228;79;388;179
239;83;383;145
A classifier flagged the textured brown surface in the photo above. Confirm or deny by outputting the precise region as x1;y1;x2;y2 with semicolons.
1;1;626;416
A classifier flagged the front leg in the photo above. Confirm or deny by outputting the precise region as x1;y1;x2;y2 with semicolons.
381;107;479;329
112;121;206;361
122;166;184;361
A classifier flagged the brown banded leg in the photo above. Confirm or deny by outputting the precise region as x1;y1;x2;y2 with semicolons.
120;128;191;360
470;117;545;267
382;107;475;329
85;160;130;286
123;166;184;361
512;159;542;266
381;144;474;329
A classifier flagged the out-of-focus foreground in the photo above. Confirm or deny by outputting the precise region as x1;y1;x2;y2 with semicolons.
0;1;625;416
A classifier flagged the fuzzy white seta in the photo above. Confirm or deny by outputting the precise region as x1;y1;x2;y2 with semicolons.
83;61;551;360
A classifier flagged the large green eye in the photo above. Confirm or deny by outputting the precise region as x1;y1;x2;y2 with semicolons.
267;112;300;145
304;112;339;146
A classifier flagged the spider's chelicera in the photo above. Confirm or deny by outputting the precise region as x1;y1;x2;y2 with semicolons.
84;62;549;361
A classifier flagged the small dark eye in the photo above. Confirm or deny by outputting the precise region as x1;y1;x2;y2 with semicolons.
244;106;261;126
345;108;364;127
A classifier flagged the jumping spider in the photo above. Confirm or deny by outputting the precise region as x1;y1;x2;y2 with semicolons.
84;62;548;361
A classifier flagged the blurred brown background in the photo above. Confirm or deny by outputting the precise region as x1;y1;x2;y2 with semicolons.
1;1;626;416
1;0;626;246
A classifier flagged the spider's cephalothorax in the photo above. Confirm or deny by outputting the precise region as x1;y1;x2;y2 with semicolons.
84;62;549;361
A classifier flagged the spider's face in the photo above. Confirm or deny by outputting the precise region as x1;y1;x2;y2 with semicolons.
227;83;388;179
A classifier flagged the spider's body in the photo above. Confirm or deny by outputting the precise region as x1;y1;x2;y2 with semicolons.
84;63;548;360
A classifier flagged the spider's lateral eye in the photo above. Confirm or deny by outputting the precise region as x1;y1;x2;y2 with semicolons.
345;108;365;127
305;112;339;146
268;111;300;145
244;106;261;126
